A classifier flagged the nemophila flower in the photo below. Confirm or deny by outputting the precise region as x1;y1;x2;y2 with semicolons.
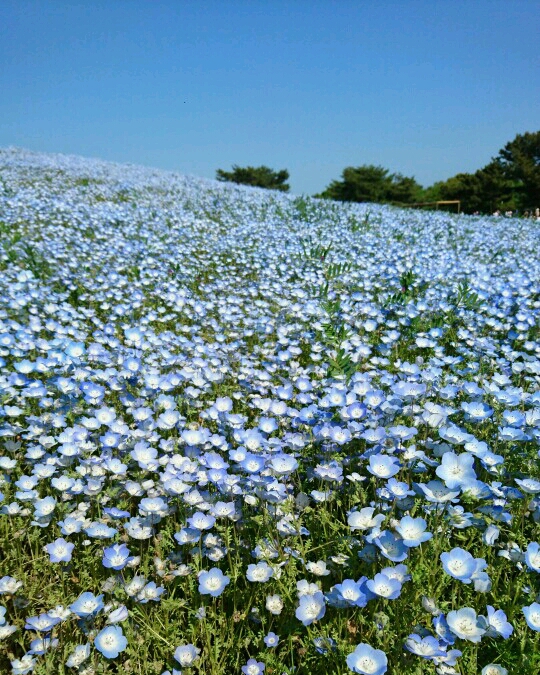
102;543;134;570
440;548;477;583
385;478;414;500
394;516;431;547
516;477;540;495
69;592;104;618
24;613;61;633
32;496;56;519
29;636;58;655
263;632;279;648
265;594;284;615
107;605;128;623
415;480;460;503
436;452;476;489
187;511;215;531
0;576;23;595
368;454;400;479
381;564;410;584
246;562;273;582
174;643;201;666
524;541;540;572
522;602;540;631
124;516;153;540
483;524;500;546
313;636;337;654
44;537;74;563
306;560;330;576
327;578;368;608
10;654;36;675
348;507;385;531
94;625;127;659
366;573;402;600
242;658;265;675
124;576;147;597
446;607;486;642
481;665;508;675
137;581;165;603
295;591;326;626
269;453;298;474
65;643;90;668
372;531;408;562
84;522;118;539
198;568;230;597
346;643;387;675
485;606;513;638
461;401;493;421
404;634;446;660
393;381;426;400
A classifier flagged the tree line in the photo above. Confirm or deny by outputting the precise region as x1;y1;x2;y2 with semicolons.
215;130;540;214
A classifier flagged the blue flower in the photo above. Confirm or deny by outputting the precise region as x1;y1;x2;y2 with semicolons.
394;516;432;547
174;643;201;667
28;636;58;655
313;636;337;654
94;625;127;659
367;454;400;479
65;644;90;668
522;602;540;631
372;531;408;562
366;573;402;600
327;578;368;608
404;634;446;660
346;643;387;675
485;606;513;639
102;543;134;570
246;562;273;583
295;591;326;626
440;548;476;583
69;592;104;618
44;537;74;563
242;658;265;675
263;632;279;648
198;568;230;597
481;666;508;675
436;452;476;489
24;613;61;633
446;607;486;642
524;541;540;572
10;654;36;675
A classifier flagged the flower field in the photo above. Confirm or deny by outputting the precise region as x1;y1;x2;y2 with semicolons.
1;148;540;675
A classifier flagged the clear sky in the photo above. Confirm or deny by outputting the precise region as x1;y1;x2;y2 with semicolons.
1;0;538;195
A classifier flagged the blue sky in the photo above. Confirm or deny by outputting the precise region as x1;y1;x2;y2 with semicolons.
1;0;538;194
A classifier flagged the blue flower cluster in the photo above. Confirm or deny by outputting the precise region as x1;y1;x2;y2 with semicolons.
0;148;539;674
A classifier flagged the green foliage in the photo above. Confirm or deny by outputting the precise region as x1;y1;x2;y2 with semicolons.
449;280;483;311
216;165;290;192
315;130;540;213
429;130;540;213
317;165;423;205
496;130;540;209
384;270;428;307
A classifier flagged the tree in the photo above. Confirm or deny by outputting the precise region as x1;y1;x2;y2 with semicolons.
495;131;540;209
216;165;290;192
317;165;422;204
433;162;513;214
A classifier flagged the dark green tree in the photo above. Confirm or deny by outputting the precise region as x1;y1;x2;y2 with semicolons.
495;131;540;209
216;165;290;192
317;165;422;204
386;173;424;204
433;162;513;213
